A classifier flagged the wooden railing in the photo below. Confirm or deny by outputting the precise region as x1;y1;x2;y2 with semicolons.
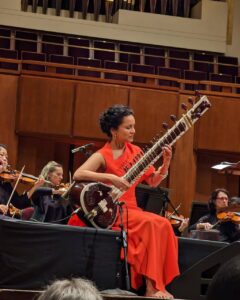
1;57;240;95
0;32;239;74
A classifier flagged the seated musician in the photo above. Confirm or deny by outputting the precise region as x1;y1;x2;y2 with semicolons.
0;144;41;218
189;188;240;242
173;217;189;237
164;208;189;236
31;161;73;224
68;105;179;299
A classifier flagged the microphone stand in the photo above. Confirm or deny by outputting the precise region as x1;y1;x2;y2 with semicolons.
117;201;130;291
161;191;179;217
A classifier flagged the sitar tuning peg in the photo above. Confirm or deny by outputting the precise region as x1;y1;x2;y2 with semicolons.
188;97;194;105
162;122;169;130
170;114;177;122
181;103;188;111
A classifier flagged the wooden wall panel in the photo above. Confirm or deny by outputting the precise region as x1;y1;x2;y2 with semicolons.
169;94;198;217
17;76;75;136
17;136;71;182
195;151;240;202
1;72;237;218
0;74;18;167
129;89;179;143
73;82;129;139
196;95;240;152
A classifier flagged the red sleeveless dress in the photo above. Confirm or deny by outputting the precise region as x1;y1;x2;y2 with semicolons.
68;142;179;291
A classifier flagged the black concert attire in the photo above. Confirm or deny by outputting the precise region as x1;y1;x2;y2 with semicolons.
31;187;73;224
190;213;240;243
0;181;31;209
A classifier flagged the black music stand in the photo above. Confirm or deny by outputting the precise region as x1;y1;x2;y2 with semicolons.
212;161;240;176
212;161;240;196
136;184;170;215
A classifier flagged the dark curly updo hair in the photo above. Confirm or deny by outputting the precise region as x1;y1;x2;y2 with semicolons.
208;188;230;215
99;104;134;138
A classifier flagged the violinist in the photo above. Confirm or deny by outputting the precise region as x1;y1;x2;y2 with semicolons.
189;188;240;242
0;144;41;217
164;210;189;236
174;217;189;237
31;161;73;224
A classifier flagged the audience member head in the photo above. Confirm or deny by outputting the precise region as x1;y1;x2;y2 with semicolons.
99;104;134;138
208;188;230;215
37;278;103;300
207;255;240;300
40;161;63;187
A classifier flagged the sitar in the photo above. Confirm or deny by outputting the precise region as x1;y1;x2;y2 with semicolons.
70;95;211;229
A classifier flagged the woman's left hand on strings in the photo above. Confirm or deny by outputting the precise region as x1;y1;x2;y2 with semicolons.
163;145;172;162
161;145;172;172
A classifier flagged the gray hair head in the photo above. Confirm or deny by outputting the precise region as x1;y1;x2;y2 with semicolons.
38;278;103;300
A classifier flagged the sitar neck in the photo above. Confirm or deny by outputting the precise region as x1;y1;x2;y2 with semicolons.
123;95;211;186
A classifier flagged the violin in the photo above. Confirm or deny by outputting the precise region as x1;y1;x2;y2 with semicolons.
0;203;22;219
216;211;240;224
7;203;22;218
57;181;76;199
0;165;36;183
55;183;70;192
0;170;35;184
0;166;51;194
165;211;185;227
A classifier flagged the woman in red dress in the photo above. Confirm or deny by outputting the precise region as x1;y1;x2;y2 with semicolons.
68;105;179;299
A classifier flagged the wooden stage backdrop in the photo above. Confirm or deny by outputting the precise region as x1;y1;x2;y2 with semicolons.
0;73;240;217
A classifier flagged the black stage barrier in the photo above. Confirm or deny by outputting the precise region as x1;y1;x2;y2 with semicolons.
0;289;40;300
1;217;240;300
0;218;122;291
169;237;240;300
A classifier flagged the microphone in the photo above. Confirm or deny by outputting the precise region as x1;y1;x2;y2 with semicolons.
71;143;94;154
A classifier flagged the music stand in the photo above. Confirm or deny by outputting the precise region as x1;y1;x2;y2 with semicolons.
212;161;240;175
212;161;240;196
135;184;171;215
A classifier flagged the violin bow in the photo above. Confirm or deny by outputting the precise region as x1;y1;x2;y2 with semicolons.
167;203;182;218
6;165;25;208
62;181;76;199
60;171;75;199
211;220;221;229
